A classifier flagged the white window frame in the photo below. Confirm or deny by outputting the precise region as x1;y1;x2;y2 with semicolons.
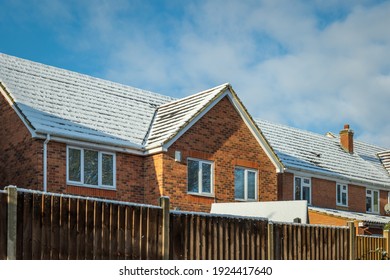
366;189;379;214
336;183;348;207
66;146;116;189
234;167;258;201
294;176;311;205
187;158;214;196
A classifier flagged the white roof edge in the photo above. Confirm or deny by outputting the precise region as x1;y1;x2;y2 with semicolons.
286;166;390;190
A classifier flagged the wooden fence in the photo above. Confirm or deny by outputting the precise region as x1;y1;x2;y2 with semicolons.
0;186;389;260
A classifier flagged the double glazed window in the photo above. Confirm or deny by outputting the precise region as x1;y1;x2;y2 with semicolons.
187;159;213;195
336;183;348;207
366;189;379;213
294;176;311;205
235;167;257;201
67;147;115;188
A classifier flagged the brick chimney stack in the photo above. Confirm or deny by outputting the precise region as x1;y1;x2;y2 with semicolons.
339;124;354;153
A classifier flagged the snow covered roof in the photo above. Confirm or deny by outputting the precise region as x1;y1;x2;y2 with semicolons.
256;119;390;188
0;53;174;150
309;206;390;226
211;201;308;224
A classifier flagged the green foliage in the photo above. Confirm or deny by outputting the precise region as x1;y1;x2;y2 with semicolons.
384;222;390;231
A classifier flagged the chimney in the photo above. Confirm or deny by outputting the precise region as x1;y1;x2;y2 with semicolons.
339;124;354;153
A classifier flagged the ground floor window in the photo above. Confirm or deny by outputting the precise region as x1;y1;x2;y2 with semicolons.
67;146;116;188
366;189;379;213
294;176;311;205
234;167;258;201
187;158;213;195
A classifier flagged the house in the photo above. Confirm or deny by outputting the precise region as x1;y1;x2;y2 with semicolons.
0;53;282;212
1;53;390;230
256;119;390;234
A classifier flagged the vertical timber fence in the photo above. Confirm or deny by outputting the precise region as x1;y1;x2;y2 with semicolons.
0;186;389;260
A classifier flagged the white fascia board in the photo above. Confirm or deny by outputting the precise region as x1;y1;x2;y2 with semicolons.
227;93;284;173
286;166;390;191
0;84;38;138
35;132;145;156
161;89;230;150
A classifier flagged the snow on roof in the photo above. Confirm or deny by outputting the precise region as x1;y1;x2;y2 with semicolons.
145;83;229;148
309;206;390;225
0;53;174;148
256;119;390;188
210;200;308;224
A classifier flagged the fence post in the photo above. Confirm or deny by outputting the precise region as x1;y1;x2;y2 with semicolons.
384;230;390;259
159;196;170;260
267;222;274;260
5;186;17;260
348;221;356;260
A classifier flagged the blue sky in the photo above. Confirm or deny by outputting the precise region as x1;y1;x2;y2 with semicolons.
1;0;389;147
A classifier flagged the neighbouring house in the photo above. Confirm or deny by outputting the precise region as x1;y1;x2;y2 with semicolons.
0;53;282;212
256;120;390;234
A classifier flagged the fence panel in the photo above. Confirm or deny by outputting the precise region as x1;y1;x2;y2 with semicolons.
169;212;268;260
356;235;386;260
0;191;7;260
273;223;350;260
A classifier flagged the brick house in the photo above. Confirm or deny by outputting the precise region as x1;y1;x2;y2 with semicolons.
0;53;282;212
256;120;390;234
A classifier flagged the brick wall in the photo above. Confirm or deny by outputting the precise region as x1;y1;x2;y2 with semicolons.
0;93;43;189
160;96;278;212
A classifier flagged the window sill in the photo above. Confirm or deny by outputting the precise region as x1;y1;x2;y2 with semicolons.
67;181;116;191
187;192;215;198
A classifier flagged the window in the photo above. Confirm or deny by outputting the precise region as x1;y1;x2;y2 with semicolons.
235;167;258;201
67;147;115;188
366;189;379;213
187;159;213;195
294;176;311;205
336;183;348;207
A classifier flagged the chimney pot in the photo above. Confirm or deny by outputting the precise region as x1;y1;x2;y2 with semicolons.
344;124;350;129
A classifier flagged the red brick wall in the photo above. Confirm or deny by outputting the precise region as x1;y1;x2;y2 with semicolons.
0;93;43;189
160;96;278;212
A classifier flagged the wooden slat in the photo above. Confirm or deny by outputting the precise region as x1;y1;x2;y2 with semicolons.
117;205;125;260
51;195;60;260
94;201;103;260
16;192;24;260
68;197;78;260
41;194;51;260
32;193;43;260
59;196;69;260
0;192;8;260
102;202;110;259
110;203;118;260
85;200;95;260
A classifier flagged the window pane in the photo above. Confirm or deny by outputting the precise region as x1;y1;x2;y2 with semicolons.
188;160;199;193
295;177;301;200
235;168;245;199
303;186;310;204
373;191;379;212
202;163;211;193
247;171;256;199
336;185;341;204
102;153;114;186
68;148;81;182
84;150;98;185
342;193;347;206
366;196;372;212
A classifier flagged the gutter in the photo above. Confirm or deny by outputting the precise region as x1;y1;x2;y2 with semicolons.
43;134;51;192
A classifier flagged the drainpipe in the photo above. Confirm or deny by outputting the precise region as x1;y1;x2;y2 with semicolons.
43;134;51;192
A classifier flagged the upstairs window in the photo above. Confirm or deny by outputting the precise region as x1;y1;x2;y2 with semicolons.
294;176;311;205
336;183;348;207
366;189;379;213
67;147;116;188
234;167;258;201
187;159;213;195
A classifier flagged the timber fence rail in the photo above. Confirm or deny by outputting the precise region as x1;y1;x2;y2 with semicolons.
0;186;389;260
